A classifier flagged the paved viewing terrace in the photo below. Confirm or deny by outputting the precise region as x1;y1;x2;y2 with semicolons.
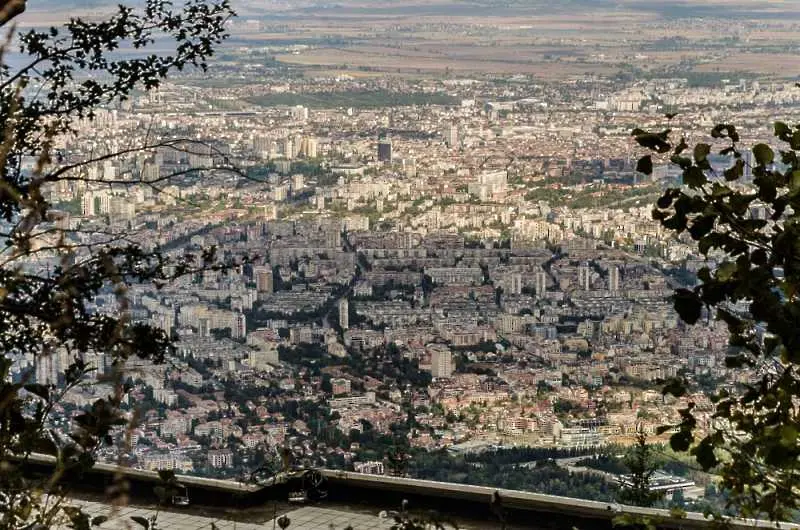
57;499;397;530
23;455;797;530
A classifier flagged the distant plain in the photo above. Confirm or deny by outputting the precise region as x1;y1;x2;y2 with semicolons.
13;0;800;79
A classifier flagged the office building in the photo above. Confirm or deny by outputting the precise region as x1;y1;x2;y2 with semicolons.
282;138;295;159
303;137;318;158
339;299;349;330
578;264;591;290
291;105;308;122
535;270;548;298
609;266;620;292
510;273;523;295
444;124;459;147
377;137;392;162
431;349;453;378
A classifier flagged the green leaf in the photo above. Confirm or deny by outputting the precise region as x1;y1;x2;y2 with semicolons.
656;191;675;209
774;121;791;139
670;155;692;169
157;469;177;482
729;191;753;215
652;208;668;221
753;143;774;165
711;183;731;197
693;143;710;163
781;425;798;446
670;430;693;452
724;159;744;181
727;125;740;142
692;438;718;470
656;425;674;435
716;262;737;282
636;155;653;175
683;166;707;188
674;137;689;155
24;383;50;401
662;378;687;398
635;133;671;153
673;289;702;325
689;215;716;240
790;170;800;192
698;236;715;256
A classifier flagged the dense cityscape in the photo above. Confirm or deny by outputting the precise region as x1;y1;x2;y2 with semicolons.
4;0;800;522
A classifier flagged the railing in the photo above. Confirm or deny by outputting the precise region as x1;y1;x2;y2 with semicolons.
13;453;798;529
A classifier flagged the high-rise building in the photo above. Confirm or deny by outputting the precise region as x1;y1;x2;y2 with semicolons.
142;162;159;182
339;299;349;330
35;353;60;386
609;266;620;292
252;135;270;157
282;138;296;159
286;138;297;159
82;190;110;216
254;266;273;293
535;270;548;298
444;124;459;147
231;312;247;340
291;105;308;122
510;273;523;295
304;137;318;158
292;174;304;191
151;311;174;338
377;137;392;162
401;158;416;177
578;264;591;290
198;317;210;338
327;231;341;249
431;349;453;378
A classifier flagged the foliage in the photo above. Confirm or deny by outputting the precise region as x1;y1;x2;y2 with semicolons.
617;432;664;508
408;450;617;502
464;445;606;466
637;118;800;521
0;0;235;528
576;454;630;476
245;90;459;110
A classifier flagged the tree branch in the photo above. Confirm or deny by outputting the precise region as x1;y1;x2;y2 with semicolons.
0;0;24;28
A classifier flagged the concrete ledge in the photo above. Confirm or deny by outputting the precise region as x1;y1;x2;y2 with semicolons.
13;453;799;529
322;470;796;530
19;452;260;493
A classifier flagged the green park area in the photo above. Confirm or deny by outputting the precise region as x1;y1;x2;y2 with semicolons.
246;90;459;109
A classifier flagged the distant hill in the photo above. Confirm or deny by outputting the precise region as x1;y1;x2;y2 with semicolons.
21;0;800;23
